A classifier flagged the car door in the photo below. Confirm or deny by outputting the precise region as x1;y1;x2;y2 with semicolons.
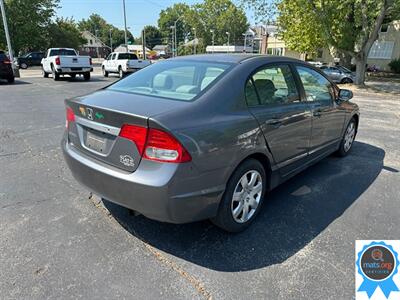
295;65;346;157
246;64;312;176
110;53;118;72
104;54;112;71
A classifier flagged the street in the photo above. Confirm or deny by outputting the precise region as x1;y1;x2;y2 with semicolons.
1;72;399;299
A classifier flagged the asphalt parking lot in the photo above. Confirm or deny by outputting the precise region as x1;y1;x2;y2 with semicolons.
1;70;399;299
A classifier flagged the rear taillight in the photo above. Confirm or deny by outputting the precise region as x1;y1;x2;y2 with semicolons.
3;59;11;64
119;124;148;155
66;106;75;128
55;56;60;65
118;125;191;163
144;128;191;163
89;58;92;65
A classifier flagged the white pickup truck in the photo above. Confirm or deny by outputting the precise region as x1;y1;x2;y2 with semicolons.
101;52;151;78
41;48;93;81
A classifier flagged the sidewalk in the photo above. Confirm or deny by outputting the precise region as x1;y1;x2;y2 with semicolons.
342;77;400;95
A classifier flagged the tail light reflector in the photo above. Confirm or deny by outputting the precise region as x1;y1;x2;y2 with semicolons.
55;56;60;65
118;125;191;163
119;124;148;155
66;106;75;128
3;59;11;64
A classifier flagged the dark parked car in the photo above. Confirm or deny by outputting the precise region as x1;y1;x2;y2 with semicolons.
62;55;359;232
320;65;355;84
0;51;15;83
16;52;45;69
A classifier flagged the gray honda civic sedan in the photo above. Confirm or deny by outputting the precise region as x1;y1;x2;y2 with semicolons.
62;54;359;232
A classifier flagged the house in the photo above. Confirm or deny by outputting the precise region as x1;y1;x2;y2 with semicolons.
265;20;400;71
153;45;171;56
79;31;111;58
114;44;151;58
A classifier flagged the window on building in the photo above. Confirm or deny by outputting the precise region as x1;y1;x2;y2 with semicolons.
89;39;93;45
380;23;389;33
368;41;394;59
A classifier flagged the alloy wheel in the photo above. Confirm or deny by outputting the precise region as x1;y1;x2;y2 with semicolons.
231;170;263;223
344;122;355;152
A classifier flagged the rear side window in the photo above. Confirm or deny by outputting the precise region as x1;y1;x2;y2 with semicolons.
49;49;77;56
118;53;138;60
245;64;299;106
296;66;333;103
107;60;231;101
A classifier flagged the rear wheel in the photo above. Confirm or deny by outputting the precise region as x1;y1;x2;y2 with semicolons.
7;76;15;83
70;74;76;79
102;67;108;77
42;67;48;78
118;67;124;78
83;72;91;81
341;77;353;84
211;159;267;232
337;118;357;157
51;65;59;81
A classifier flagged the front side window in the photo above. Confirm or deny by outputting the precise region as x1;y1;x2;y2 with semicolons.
296;66;333;103
246;64;299;106
107;60;231;101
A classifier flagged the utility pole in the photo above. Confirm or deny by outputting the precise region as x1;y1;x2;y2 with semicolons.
174;16;183;57
95;29;100;58
109;29;113;52
142;28;146;60
210;29;215;53
243;32;247;53
122;0;128;45
0;0;19;77
170;26;175;57
192;27;196;55
226;32;230;53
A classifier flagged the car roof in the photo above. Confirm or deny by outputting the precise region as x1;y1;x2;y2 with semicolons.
171;54;305;64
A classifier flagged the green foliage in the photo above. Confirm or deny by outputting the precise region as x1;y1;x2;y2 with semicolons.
143;25;162;49
78;14;134;47
47;18;86;49
388;58;400;73
158;0;248;53
0;0;59;54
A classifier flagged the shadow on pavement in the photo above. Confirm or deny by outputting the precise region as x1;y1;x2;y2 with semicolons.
104;141;385;272
0;80;32;85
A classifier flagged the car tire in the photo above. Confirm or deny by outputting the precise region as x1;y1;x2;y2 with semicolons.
211;159;267;233
118;67;124;78
51;65;59;81
336;118;357;157
20;62;28;69
42;68;48;78
102;67;108;77
83;72;91;81
70;74;76;79
7;76;15;83
341;77;353;84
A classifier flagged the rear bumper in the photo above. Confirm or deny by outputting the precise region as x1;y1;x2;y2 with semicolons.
56;67;93;73
62;138;223;223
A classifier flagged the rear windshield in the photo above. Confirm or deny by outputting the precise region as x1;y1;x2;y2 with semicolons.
49;49;76;56
118;53;138;60
107;60;232;101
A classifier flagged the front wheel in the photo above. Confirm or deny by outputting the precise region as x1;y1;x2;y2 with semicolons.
336;118;357;157
211;159;267;232
341;77;353;84
42;67;48;78
20;62;28;69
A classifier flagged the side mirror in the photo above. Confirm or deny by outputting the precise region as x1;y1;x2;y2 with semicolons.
338;89;353;101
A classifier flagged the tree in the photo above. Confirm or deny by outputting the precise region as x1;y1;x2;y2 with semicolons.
247;0;400;85
48;18;86;49
158;0;248;54
143;25;162;49
0;0;59;55
78;14;134;48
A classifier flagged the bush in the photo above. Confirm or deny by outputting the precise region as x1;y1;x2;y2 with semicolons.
388;58;400;73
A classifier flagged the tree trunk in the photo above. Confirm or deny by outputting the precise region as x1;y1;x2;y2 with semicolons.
355;57;367;86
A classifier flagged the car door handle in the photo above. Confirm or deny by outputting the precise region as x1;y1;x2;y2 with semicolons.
313;109;323;117
265;119;282;127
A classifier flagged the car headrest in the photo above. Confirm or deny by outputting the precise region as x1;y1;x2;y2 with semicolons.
201;77;214;90
253;79;277;93
175;85;199;94
153;74;173;89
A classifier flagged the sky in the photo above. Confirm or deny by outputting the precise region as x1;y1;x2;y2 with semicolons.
57;0;256;37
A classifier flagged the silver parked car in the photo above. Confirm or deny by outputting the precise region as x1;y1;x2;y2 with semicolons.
62;54;360;232
320;65;355;84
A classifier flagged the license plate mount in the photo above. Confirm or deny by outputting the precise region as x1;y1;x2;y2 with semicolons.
86;131;106;153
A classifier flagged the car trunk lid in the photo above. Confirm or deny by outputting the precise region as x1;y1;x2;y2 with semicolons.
65;89;189;172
